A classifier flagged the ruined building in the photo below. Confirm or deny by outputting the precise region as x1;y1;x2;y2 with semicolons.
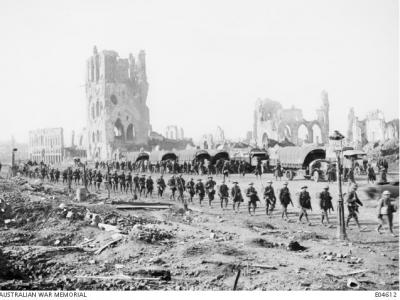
164;125;184;140
347;108;399;149
28;128;64;164
86;46;151;160
253;90;329;148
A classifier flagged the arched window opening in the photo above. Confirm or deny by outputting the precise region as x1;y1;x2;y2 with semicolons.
312;124;322;145
297;124;309;146
126;124;135;141
114;118;125;141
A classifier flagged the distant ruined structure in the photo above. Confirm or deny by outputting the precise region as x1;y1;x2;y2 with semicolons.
253;90;329;147
347;108;399;149
164;125;184;140
86;46;151;160
198;127;227;149
28;128;64;164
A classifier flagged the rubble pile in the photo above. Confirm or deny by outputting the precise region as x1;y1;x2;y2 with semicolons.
251;238;282;248
129;224;175;244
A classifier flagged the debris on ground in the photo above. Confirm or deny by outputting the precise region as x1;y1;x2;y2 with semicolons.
287;240;307;251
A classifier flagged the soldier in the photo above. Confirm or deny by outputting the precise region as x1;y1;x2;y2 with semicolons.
298;186;312;225
367;164;376;184
95;171;102;191
125;172;132;194
218;180;229;210
327;164;336;183
62;169;68;184
49;168;54;182
55;169;60;183
186;178;195;202
345;184;363;230
263;180;276;216
376;190;397;236
195;179;205;206
87;169;93;189
146;176;154;197
205;176;216;207
139;175;146;197
112;171;119;193
176;174;186;202
133;173;140;194
119;171;126;192
231;181;243;212
246;182;259;216
156;175;166;198
274;161;283;181
222;161;230;180
254;159;262;179
348;167;356;186
67;167;73;192
168;175;177;200
279;182;293;220
319;185;333;224
105;171;112;196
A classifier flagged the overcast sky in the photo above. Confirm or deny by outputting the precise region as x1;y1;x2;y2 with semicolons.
0;0;398;143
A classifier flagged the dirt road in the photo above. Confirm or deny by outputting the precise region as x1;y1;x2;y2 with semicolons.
0;172;398;290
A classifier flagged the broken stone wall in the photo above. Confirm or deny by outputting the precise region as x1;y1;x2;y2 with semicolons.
86;47;151;161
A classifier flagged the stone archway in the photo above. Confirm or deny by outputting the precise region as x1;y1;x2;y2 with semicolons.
312;123;322;144
297;124;309;146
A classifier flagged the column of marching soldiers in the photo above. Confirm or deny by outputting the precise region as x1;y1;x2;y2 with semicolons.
18;158;396;236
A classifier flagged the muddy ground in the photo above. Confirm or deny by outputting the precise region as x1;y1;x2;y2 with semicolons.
0;171;398;291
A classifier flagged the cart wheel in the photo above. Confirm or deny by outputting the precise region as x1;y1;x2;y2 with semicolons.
313;170;319;182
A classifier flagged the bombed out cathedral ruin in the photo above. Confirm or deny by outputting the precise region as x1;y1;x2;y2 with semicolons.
252;90;330;148
86;46;151;160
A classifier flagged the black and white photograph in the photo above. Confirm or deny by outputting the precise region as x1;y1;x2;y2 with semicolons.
0;0;398;297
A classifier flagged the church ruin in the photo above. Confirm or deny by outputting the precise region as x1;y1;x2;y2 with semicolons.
86;46;151;160
252;90;330;148
347;108;399;149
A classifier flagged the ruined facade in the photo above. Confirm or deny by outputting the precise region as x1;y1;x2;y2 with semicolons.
253;90;329;148
214;126;225;145
347;108;399;149
28;128;64;164
164;125;184;140
86;46;151;160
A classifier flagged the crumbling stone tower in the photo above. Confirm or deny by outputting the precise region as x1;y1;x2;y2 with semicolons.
86;46;151;160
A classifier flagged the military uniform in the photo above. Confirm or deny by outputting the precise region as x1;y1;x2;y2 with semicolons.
279;183;293;220
319;187;333;224
146;176;154;197
195;180;205;205
119;172;126;192
186;179;195;202
176;175;186;202
157;176;166;198
125;172;132;193
263;183;276;215
168;176;177;200
112;172;119;193
139;175;146;197
298;187;312;223
133;174;140;193
218;182;229;209
205;177;216;206
246;183;259;216
346;187;363;229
